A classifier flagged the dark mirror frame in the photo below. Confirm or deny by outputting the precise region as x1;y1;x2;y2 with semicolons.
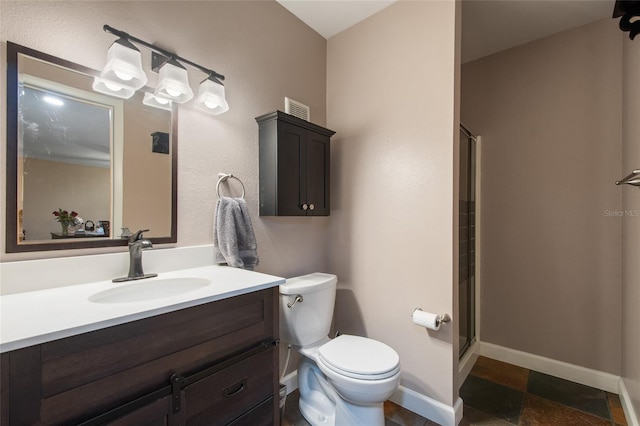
5;41;178;252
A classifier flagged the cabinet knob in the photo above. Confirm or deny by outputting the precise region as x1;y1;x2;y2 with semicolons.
309;204;315;211
302;204;308;211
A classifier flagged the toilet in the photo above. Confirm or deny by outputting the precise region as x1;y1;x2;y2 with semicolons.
280;273;401;426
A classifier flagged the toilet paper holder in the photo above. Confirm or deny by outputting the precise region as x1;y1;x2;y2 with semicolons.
412;308;451;328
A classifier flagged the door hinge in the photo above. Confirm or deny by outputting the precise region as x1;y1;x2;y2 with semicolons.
170;374;183;413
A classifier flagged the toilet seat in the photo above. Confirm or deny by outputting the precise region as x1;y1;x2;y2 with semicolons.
318;335;400;380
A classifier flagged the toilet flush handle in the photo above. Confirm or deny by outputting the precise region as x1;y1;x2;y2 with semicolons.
287;295;303;308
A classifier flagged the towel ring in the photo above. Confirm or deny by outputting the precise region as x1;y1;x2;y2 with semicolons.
216;173;246;199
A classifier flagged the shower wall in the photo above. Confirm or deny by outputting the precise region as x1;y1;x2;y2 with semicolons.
461;18;622;374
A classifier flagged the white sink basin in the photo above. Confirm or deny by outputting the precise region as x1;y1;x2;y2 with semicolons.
89;277;211;304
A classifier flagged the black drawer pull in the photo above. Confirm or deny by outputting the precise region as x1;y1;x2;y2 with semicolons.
223;378;247;398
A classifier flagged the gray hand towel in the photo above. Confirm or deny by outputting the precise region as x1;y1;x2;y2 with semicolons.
213;197;259;270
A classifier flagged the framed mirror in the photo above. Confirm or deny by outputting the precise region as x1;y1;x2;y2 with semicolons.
6;42;177;252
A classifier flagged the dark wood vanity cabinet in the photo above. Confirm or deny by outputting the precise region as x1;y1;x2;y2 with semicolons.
257;111;335;216
0;288;279;426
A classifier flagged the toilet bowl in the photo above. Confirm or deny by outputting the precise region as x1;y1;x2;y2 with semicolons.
280;273;401;426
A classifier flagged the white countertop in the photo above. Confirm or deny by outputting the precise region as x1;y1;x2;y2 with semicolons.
0;265;285;353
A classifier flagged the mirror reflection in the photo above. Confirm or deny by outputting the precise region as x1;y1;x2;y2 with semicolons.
6;42;177;252
20;83;113;241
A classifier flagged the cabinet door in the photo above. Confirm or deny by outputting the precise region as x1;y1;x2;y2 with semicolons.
276;122;305;215
276;122;330;216
106;394;183;426
305;131;330;216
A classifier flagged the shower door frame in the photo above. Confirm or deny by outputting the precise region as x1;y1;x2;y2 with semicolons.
459;124;480;361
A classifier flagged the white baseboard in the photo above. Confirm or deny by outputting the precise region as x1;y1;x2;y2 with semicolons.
281;370;462;426
619;378;640;426
281;371;298;395
390;386;463;426
479;342;620;393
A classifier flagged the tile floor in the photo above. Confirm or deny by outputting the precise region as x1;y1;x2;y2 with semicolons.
282;356;629;426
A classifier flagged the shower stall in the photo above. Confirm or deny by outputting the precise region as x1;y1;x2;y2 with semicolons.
459;125;477;359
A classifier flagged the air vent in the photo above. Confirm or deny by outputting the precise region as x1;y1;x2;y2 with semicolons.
285;97;310;121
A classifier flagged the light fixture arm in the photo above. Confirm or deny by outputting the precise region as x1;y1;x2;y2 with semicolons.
205;74;224;85
103;24;225;82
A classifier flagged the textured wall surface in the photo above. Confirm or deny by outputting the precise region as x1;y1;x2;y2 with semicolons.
1;1;330;281
327;1;460;406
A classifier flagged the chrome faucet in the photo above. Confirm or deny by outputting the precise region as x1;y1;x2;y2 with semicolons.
113;229;158;282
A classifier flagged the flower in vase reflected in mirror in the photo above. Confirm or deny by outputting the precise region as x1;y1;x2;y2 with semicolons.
52;209;79;235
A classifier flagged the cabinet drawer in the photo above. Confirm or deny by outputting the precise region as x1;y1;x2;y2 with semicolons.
185;346;274;425
41;290;272;398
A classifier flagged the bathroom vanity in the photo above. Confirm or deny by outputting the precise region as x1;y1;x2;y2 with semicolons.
0;266;283;425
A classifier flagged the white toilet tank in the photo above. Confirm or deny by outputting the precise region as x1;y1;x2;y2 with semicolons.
279;273;337;347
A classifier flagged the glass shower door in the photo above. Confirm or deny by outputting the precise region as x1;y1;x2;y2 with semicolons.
459;125;476;359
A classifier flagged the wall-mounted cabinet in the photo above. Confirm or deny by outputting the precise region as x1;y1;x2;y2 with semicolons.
256;111;335;216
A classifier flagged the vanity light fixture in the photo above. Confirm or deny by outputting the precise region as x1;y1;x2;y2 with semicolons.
155;57;193;104
98;25;228;113
92;77;136;99
143;92;173;111
194;75;229;115
100;37;148;90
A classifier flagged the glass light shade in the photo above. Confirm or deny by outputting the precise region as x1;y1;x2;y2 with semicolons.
92;76;135;99
154;59;193;104
194;78;229;115
100;39;148;91
143;92;173;111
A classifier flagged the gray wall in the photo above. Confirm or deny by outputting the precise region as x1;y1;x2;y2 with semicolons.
461;19;623;374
